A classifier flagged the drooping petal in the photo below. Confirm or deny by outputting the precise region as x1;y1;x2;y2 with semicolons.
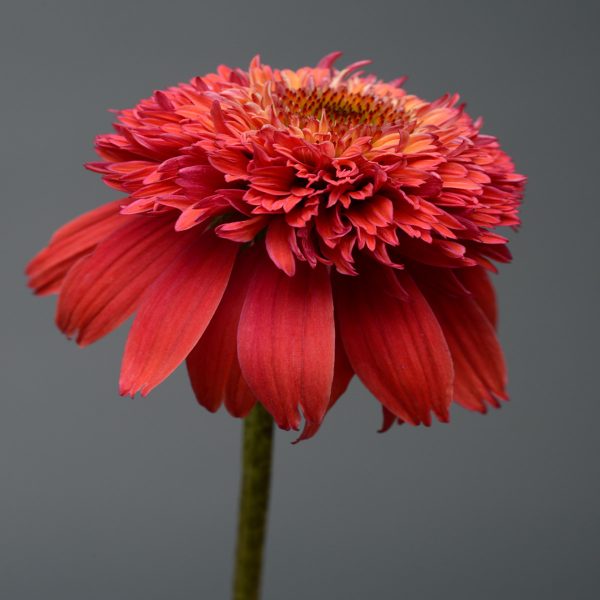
379;407;402;433
293;330;355;443
26;199;125;295
57;215;193;346
119;232;238;397
237;253;335;431
418;273;507;412
456;266;498;328
330;333;354;406
334;264;454;425
186;250;257;417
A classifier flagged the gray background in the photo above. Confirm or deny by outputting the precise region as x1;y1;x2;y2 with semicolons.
2;1;599;598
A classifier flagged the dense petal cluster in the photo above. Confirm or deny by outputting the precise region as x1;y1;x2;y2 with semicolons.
27;54;525;440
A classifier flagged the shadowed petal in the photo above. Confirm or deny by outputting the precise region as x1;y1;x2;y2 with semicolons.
186;250;257;417
379;407;402;433
120;232;238;396
456;266;498;328
238;253;335;431
334;264;454;425
330;333;354;407
418;273;507;412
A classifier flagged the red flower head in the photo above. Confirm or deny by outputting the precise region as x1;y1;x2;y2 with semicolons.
27;53;525;441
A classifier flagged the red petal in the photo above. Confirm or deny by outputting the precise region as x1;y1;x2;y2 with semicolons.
215;215;268;242
186;250;256;417
57;215;193;346
456;266;498;328
293;330;355;443
379;407;401;433
398;237;476;268
420;276;507;413
237;253;335;430
26;199;125;295
119;232;238;396
334;264;454;425
47;199;125;244
265;219;297;276
330;334;354;406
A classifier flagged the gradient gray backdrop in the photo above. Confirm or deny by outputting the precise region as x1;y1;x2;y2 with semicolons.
2;1;599;598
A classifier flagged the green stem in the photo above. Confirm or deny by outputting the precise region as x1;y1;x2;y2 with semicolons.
232;403;274;600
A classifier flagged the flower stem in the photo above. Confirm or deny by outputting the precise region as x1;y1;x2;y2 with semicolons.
232;403;274;600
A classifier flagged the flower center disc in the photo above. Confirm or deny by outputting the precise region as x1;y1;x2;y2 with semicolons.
278;87;403;133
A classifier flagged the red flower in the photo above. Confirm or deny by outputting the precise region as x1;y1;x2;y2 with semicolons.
26;53;525;440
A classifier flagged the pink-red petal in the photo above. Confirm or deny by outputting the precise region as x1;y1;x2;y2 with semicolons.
330;334;354;407
265;219;297;276
456;266;498;328
334;264;454;425
57;215;193;346
186;251;256;418
26;199;125;295
293;330;355;443
119;232;238;397
237;253;335;431
419;275;507;413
